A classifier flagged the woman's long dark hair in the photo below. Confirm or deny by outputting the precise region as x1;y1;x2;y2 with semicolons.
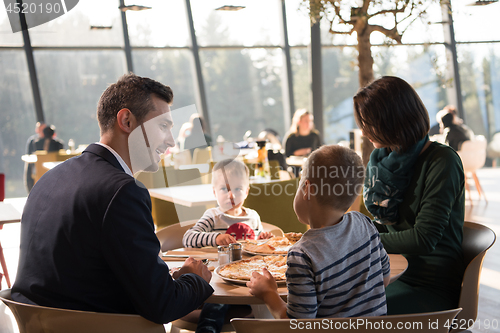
353;76;430;153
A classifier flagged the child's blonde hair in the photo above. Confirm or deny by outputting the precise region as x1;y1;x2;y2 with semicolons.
212;159;249;185
301;145;365;211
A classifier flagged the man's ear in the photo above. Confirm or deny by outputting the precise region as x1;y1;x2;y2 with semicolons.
116;108;135;134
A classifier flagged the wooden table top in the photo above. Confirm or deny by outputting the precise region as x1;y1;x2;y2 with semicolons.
163;248;408;305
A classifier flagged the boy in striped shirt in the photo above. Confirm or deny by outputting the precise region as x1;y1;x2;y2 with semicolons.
247;145;390;319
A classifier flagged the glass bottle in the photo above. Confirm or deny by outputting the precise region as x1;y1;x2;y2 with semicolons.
255;140;270;180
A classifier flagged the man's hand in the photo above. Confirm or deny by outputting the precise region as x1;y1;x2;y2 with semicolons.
172;257;211;283
257;231;273;240
216;233;236;246
246;268;278;300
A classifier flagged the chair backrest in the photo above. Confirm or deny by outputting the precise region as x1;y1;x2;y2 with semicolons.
261;222;284;237
155;220;198;252
231;308;461;333
0;289;165;333
136;166;175;189
451;221;496;333
173;150;193;169
457;136;487;173
244;178;307;233
193;147;212;164
149;168;206;229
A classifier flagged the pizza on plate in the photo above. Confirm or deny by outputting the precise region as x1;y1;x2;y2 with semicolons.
217;255;287;281
243;232;303;255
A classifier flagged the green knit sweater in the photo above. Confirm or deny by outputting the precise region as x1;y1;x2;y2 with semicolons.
378;142;466;304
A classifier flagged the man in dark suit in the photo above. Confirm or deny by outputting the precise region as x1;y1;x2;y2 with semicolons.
12;74;213;324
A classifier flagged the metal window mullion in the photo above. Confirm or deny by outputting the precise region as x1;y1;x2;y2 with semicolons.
119;0;134;73
280;0;294;131
18;0;44;123
310;19;323;142
185;0;211;136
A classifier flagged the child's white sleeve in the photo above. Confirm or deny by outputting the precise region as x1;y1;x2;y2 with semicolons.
182;210;220;248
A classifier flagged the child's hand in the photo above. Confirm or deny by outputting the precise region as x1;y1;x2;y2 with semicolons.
257;231;273;240
216;233;236;245
246;268;278;300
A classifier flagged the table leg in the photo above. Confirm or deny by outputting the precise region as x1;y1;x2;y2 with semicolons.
0;242;11;288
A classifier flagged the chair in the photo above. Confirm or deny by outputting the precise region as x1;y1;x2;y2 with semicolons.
0;289;165;333
231;308;462;333
155;220;197;252
261;222;284;237
148;168;208;230
450;221;496;333
0;234;10;288
244;178;307;233
457;136;488;203
192;147;212;164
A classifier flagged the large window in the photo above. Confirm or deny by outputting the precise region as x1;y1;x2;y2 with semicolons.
200;48;286;142
192;0;282;47
29;0;124;47
34;50;126;147
0;51;36;198
1;0;499;198
126;1;189;47
458;43;500;139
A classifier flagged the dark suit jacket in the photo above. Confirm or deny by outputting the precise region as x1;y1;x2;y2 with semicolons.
12;143;213;324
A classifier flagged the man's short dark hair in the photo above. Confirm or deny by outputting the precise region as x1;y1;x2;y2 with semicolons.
42;125;55;139
97;73;173;134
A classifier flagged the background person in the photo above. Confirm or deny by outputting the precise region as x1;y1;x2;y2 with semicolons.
354;76;465;314
441;113;470;151
34;124;64;152
12;73;213;324
24;121;46;192
282;109;322;158
247;145;390;319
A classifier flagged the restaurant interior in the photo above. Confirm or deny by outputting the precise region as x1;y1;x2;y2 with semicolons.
1;0;500;332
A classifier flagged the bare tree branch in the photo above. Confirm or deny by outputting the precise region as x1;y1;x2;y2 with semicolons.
369;24;403;43
329;28;354;35
331;1;354;25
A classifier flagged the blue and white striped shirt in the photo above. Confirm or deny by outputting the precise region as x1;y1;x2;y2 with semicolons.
286;211;390;319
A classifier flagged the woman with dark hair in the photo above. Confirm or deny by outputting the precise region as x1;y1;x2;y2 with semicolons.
353;76;465;314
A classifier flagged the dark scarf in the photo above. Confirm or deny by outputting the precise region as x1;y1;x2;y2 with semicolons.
363;135;429;225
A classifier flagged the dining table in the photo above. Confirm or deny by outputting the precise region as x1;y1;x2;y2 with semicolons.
148;178;284;208
162;247;408;317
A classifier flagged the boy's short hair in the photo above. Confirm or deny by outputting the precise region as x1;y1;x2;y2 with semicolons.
212;159;249;185
301;145;365;211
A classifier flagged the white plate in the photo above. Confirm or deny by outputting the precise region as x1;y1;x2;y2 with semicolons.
215;262;286;286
